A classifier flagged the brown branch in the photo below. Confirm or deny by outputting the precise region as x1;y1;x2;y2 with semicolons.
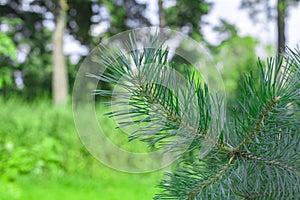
243;192;271;200
240;152;300;175
186;155;235;199
235;96;281;152
138;82;233;152
233;189;272;199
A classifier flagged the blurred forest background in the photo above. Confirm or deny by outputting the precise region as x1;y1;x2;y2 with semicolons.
0;0;299;199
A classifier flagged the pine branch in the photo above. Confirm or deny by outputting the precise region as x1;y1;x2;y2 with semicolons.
94;34;213;151
239;152;300;175
94;34;300;199
233;190;272;200
234;95;281;152
186;155;235;199
243;192;271;200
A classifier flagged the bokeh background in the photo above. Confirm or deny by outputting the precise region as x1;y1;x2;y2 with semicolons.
0;0;299;199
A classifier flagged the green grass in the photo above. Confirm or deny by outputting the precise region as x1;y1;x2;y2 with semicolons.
0;97;165;200
0;169;163;200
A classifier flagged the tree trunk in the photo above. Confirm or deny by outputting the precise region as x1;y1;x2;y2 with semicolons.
277;0;287;54
158;0;165;27
52;0;68;105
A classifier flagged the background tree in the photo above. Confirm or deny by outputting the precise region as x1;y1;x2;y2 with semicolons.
103;0;150;35
0;18;20;93
52;0;69;105
158;0;165;27
161;0;211;40
0;1;53;98
240;0;300;54
0;33;17;91
0;0;150;100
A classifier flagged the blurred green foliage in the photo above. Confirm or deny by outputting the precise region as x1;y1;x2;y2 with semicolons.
0;98;163;199
211;20;258;105
0;98;132;178
0;32;17;89
214;36;258;102
0;99;75;179
165;0;211;39
0;0;151;99
0;1;263;105
0;33;17;60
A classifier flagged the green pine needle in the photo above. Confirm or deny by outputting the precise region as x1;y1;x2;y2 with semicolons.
94;34;300;199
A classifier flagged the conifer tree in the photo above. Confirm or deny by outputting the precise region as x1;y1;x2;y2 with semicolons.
95;35;300;199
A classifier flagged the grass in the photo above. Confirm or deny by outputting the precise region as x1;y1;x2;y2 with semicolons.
0;169;163;200
0;97;165;200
